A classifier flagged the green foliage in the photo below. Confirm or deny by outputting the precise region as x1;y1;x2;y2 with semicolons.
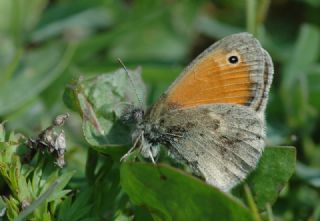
121;162;255;221
63;69;146;150
0;44;75;115
0;0;319;220
120;147;295;221
0;124;74;221
233;147;296;210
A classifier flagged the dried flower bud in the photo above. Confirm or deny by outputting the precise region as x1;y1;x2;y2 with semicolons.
53;113;70;126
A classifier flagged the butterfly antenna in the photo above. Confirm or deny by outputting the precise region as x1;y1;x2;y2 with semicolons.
117;58;143;107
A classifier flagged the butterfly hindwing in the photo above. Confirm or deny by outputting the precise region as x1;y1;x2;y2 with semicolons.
159;104;265;191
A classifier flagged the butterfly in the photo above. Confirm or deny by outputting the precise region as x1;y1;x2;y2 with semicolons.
120;32;274;192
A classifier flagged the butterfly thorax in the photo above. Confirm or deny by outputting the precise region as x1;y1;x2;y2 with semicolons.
121;97;189;160
129;119;164;159
120;104;163;159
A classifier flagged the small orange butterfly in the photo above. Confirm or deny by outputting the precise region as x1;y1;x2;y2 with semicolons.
121;33;274;192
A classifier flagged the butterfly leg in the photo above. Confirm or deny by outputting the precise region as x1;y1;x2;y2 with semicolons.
140;133;156;164
120;132;142;162
148;149;156;164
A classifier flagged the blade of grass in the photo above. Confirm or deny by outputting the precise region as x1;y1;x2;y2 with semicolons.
0;43;77;115
0;48;24;86
14;180;59;221
11;0;22;46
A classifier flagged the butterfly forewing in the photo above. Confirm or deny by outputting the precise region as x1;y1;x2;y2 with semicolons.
164;33;269;111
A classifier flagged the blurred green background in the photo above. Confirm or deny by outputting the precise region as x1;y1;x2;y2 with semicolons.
1;0;320;220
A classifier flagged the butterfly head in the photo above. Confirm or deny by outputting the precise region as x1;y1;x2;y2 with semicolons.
120;105;144;124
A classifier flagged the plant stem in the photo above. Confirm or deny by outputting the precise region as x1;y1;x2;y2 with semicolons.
244;184;262;221
85;148;98;184
257;0;271;25
266;203;274;221
246;0;257;35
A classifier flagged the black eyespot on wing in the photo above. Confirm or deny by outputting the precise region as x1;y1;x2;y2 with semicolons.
228;55;239;64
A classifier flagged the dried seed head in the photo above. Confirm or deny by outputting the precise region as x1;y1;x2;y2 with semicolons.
53;113;70;126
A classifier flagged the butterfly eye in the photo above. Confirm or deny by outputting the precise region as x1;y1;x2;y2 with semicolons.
228;55;239;64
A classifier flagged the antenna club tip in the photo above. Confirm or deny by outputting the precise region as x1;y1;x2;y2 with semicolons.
117;58;124;65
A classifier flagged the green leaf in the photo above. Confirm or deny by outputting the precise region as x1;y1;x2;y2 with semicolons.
112;211;132;221
0;0;47;43
120;163;255;221
47;170;75;202
0;43;76;116
4;197;19;220
108;21;189;63
280;24;320;129
305;0;320;7
196;15;244;39
296;162;320;187
73;1;197;63
0;197;6;217
308;64;320;110
73;8;163;63
64;68;146;154
282;24;320;88
233;146;296;210
31;7;114;42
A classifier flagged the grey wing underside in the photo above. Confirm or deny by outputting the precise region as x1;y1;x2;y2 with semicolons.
162;104;265;191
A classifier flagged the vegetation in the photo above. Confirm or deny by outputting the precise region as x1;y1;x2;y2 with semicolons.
0;0;319;220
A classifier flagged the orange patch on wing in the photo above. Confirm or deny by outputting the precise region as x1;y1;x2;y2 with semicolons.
166;49;252;108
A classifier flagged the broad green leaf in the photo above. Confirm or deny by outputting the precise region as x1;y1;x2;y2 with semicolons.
120;163;255;221
233;146;296;210
64;68;146;154
0;44;75;116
